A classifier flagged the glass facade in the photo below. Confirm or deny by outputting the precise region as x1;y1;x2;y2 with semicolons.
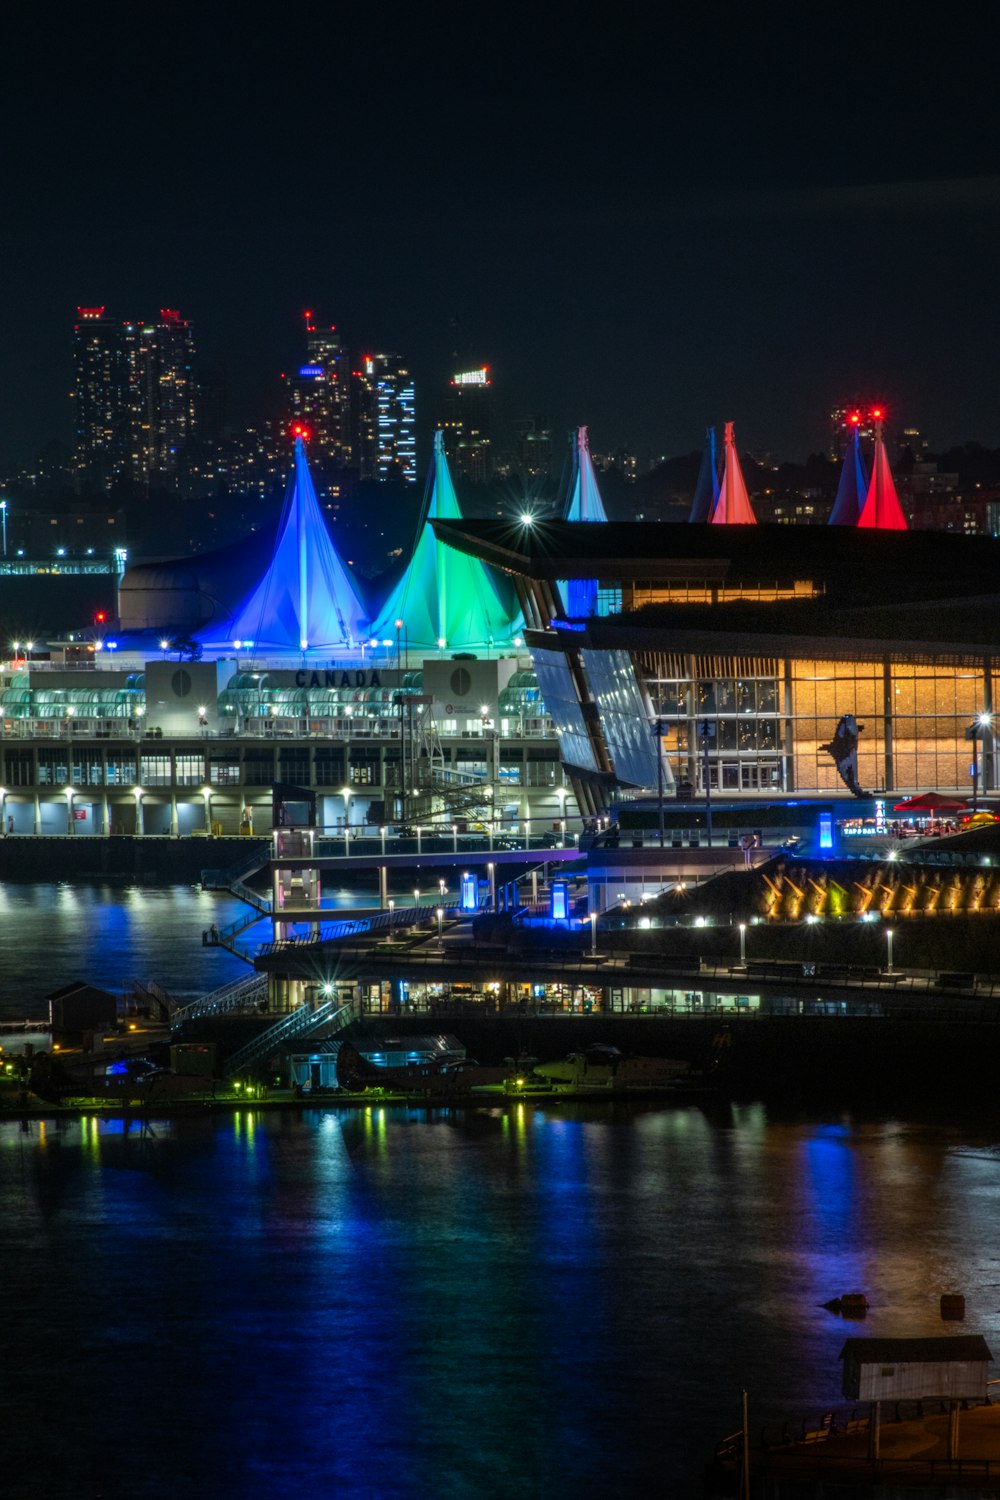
531;647;598;772
583;649;662;789
575;649;998;796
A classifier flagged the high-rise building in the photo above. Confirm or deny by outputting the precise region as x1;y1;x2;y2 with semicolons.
71;306;196;491
350;353;416;482
132;309;197;483
829;401;876;459
442;366;493;482
72;307;133;489
284;313;351;466
513;417;552;477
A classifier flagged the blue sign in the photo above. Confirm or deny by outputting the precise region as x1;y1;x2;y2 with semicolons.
460;872;478;912
819;812;833;851
298;365;324;377
551;880;569;922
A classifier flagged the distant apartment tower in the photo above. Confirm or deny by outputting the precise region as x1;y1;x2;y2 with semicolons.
72;307;132;488
829;401;876;459
284;313;351;465
132;309;197;481
72;306;196;490
513;416;552;477
442;366;493;482
350;354;417;483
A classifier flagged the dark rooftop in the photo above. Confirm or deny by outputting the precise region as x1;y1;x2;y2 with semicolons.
840;1336;993;1364
433;519;1000;605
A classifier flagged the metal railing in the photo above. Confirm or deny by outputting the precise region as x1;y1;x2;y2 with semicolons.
172;973;268;1027
256;903;461;956
223;997;353;1079
201;844;269;889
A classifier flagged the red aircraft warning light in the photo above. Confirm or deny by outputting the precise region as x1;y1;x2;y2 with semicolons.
290;422;312;442
849;412;860;425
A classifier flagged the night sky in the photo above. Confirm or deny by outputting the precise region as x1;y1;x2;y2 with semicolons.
3;3;998;466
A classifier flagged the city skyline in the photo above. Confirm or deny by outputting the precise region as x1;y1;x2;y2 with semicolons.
1;8;998;470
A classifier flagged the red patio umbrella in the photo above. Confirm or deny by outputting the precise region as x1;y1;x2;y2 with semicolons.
892;792;968;812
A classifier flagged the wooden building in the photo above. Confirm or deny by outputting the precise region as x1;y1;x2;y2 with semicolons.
841;1336;993;1402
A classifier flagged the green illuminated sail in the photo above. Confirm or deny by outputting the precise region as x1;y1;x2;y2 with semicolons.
371;431;521;650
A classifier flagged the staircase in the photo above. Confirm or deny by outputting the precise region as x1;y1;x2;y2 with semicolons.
202;907;267;963
201;843;272;962
171;973;268;1028
201;843;269;891
124;977;182;1021
223;998;354;1080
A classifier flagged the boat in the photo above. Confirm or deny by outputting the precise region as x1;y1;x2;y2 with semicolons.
532;1044;691;1091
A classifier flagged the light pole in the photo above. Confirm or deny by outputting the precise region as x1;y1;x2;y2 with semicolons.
967;712;993;812
341;785;352;854
452;821;458;854
739;922;747;964
436;906;444;945
653;717;665;848
380;824;387;858
885;928;894;973
701;718;714;847
416;824;422;855
0;499;8;558
589;911;598;954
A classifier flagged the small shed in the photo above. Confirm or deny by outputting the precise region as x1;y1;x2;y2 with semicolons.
841;1336;993;1402
47;980;118;1041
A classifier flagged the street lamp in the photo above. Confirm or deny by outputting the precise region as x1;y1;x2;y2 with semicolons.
436;906;444;945
885;928;894;973
0;499;8;558
967;712;993;812
589;911;598;954
739;922;747;964
341;785;352;854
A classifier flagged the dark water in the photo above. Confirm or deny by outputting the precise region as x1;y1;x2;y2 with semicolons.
4;1103;1000;1499
0;881;384;1018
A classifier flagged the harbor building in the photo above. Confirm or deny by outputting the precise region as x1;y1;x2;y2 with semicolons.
432;515;1000;819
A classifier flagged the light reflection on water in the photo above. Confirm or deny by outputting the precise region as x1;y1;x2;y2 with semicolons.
4;1106;1000;1499
0;881;380;1018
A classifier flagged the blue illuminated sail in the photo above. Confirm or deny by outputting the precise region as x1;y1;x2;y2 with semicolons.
561;425;606;617
829;425;869;526
688;427;720;522
218;437;367;651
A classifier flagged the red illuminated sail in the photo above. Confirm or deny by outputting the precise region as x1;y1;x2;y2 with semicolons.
711;421;757;524
857;418;907;530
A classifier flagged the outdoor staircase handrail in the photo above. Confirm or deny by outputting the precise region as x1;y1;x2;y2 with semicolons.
172;973;268;1027
228;878;272;914
257;903;462;956
223;998;354;1078
201;843;269;890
